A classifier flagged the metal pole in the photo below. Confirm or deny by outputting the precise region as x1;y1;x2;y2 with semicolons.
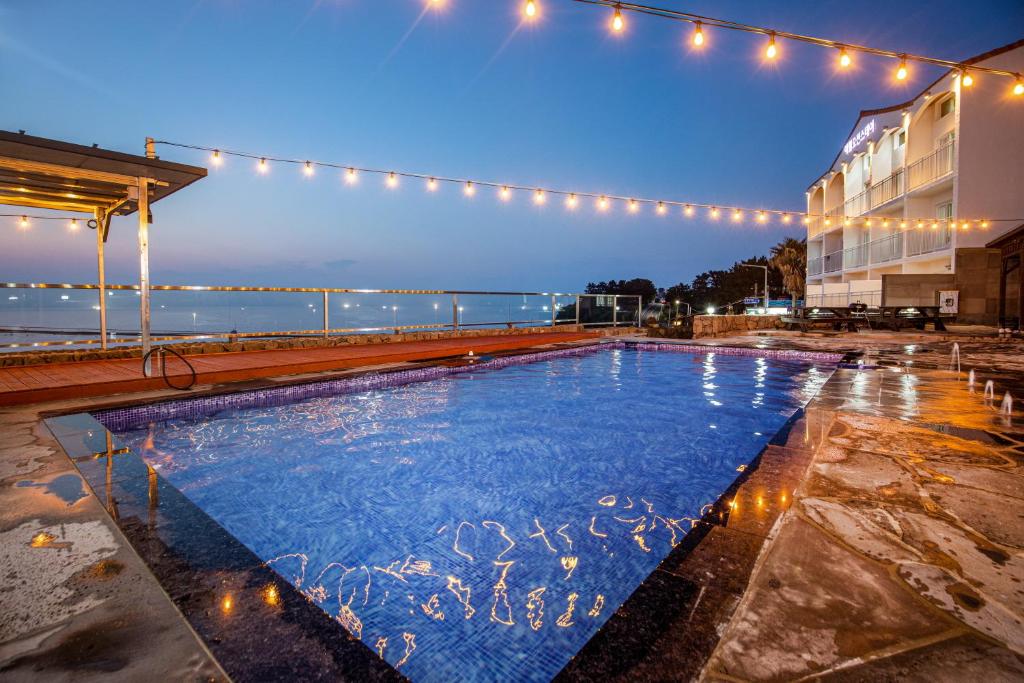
452;293;459;331
764;268;769;312
612;295;618;327
322;290;329;338
637;296;642;326
575;295;580;326
137;178;152;375
551;294;556;327
94;208;107;350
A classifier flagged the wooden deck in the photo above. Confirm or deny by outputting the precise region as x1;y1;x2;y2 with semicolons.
0;332;598;406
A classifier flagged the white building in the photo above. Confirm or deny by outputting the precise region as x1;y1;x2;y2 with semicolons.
805;39;1024;308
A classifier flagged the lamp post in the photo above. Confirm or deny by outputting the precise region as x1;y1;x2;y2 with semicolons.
740;263;769;313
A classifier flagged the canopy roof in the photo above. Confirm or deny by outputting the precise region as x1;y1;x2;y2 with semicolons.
0;130;206;217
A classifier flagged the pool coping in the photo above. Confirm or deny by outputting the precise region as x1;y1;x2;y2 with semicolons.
39;340;846;681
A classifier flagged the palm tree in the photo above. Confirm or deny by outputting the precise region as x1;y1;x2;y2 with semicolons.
770;238;807;312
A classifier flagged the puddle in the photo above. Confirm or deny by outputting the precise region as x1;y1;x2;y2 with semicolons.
17;473;88;506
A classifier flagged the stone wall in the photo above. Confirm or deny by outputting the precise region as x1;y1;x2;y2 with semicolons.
0;324;622;368
880;248;1003;324
691;315;786;338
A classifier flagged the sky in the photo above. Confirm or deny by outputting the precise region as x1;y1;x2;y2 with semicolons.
3;0;1023;292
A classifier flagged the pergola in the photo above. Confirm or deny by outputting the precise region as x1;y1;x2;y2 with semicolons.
0;130;206;371
988;223;1024;331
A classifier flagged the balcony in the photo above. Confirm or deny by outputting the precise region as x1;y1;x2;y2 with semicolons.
843;243;868;269
869;169;904;209
869;232;904;264
842;190;870;219
808;256;823;276
906;224;953;257
907;140;955;192
824;249;843;273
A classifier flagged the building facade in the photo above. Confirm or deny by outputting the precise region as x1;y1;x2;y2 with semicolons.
805;40;1024;310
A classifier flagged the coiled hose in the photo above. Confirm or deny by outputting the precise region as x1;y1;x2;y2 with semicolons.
141;346;197;390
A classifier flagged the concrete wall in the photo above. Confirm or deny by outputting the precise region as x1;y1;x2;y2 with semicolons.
880;247;1002;323
881;273;955;307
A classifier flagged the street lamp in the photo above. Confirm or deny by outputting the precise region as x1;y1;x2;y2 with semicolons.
740;262;769;312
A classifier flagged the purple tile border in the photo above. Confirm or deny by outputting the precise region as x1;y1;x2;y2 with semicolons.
93;341;842;432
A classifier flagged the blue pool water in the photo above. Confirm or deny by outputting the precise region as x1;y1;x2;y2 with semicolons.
110;347;833;681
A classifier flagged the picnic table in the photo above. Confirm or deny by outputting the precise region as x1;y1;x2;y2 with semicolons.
783;304;953;332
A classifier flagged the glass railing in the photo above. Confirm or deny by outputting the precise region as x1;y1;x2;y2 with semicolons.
0;283;642;351
805;290;882;307
907;141;955;191
843;244;869;269
824;250;844;273
843;190;870;218
905;225;953;257
807;256;823;276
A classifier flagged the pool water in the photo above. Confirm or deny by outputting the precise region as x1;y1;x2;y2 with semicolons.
109;347;833;681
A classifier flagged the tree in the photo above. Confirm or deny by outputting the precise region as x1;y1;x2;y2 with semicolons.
584;277;657;304
769;238;807;311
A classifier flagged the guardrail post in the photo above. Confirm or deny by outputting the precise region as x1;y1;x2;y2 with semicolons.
452;293;459;331
95;209;108;350
612;295;618;327
575;295;580;325
322;291;329;338
137;178;152;376
551;294;556;327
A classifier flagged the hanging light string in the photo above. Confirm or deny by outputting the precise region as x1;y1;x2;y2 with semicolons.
3;213;88;231
563;0;1024;91
148;141;1021;230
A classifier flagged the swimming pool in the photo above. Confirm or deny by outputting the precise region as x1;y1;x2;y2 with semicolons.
99;343;836;681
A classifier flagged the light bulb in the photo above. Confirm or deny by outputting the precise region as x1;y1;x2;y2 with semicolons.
346;168;358;184
692;22;704;47
802;215;810;225
69;218;79;231
961;71;973;87
757;211;767;223
534;188;545;204
656;202;667;215
684;205;694;217
931;221;938;229
1014;78;1024;96
566;193;578;209
598;196;609;211
211;149;222;166
524;0;537;19
765;34;777;60
463;181;474;196
732;209;742;222
896;58;908;81
387;172;398;188
258;157;268;173
611;6;624;33
629;199;639;213
303;161;314;176
900;221;907;228
428;177;438;192
782;214;791;224
710;207;720;219
864;218;872;227
838;47;851;69
882;219;889;227
500;186;511;201
19;215;28;229
981;220;989;228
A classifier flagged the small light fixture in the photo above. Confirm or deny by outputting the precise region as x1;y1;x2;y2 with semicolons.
524;0;538;20
534;188;545;204
765;33;778;60
611;4;625;33
211;149;222;166
656;201;667;215
303;160;314;176
463;180;474;196
566;193;578;209
346;167;358;184
838;46;851;69
692;22;704;47
386;172;398;187
258;157;268;173
500;186;511;201
896;56;908;81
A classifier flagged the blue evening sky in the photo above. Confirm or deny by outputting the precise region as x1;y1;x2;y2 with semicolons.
2;1;1022;291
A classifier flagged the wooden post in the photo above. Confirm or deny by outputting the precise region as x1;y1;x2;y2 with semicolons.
137;178;152;374
94;208;108;350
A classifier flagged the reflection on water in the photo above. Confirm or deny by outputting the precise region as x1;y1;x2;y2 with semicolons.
111;349;832;681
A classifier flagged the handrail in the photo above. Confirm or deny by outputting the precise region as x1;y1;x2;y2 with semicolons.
0;282;584;297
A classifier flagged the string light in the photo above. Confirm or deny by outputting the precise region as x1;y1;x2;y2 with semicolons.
500;185;511;201
19;215;29;229
534;188;545;204
346;167;358;184
628;198;639;213
68;218;79;231
428;177;438;191
211;149;222;166
303;160;314;177
656;201;667;215
916;220;924;229
598;195;609;211
838;47;851;69
981;220;989;228
802;216;810;224
1014;77;1024;96
757;211;767;223
931;221;939;229
566;193;579;209
961;70;974;88
710;207;720;219
524;0;538;19
896;57;908;81
611;5;624;33
900;221;907;228
387;172;398;188
782;214;791;224
732;209;742;222
684;205;694;217
463;180;474;196
692;21;704;47
258;157;268;173
764;33;778;60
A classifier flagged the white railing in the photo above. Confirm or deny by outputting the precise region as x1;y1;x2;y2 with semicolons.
905;225;953;257
869;169;904;208
869;232;904;264
824;250;844;273
807;256;823;276
843;243;868;269
907;141;955;191
805;290;882;307
843;190;870;218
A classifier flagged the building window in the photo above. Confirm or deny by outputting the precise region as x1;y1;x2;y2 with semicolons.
895;130;906;148
938;96;955;119
936;201;953;220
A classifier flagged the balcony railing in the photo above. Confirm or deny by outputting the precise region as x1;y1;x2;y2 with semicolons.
807;256;823;276
869;232;904;264
843;190;870;218
807;217;825;239
869;169;904;209
824;250;844;273
0;283;642;351
805;290;882;307
843;243;868;269
905;225;953;257
907;140;955;191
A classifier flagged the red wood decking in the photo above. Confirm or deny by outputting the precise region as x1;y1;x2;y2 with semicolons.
0;332;598;406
